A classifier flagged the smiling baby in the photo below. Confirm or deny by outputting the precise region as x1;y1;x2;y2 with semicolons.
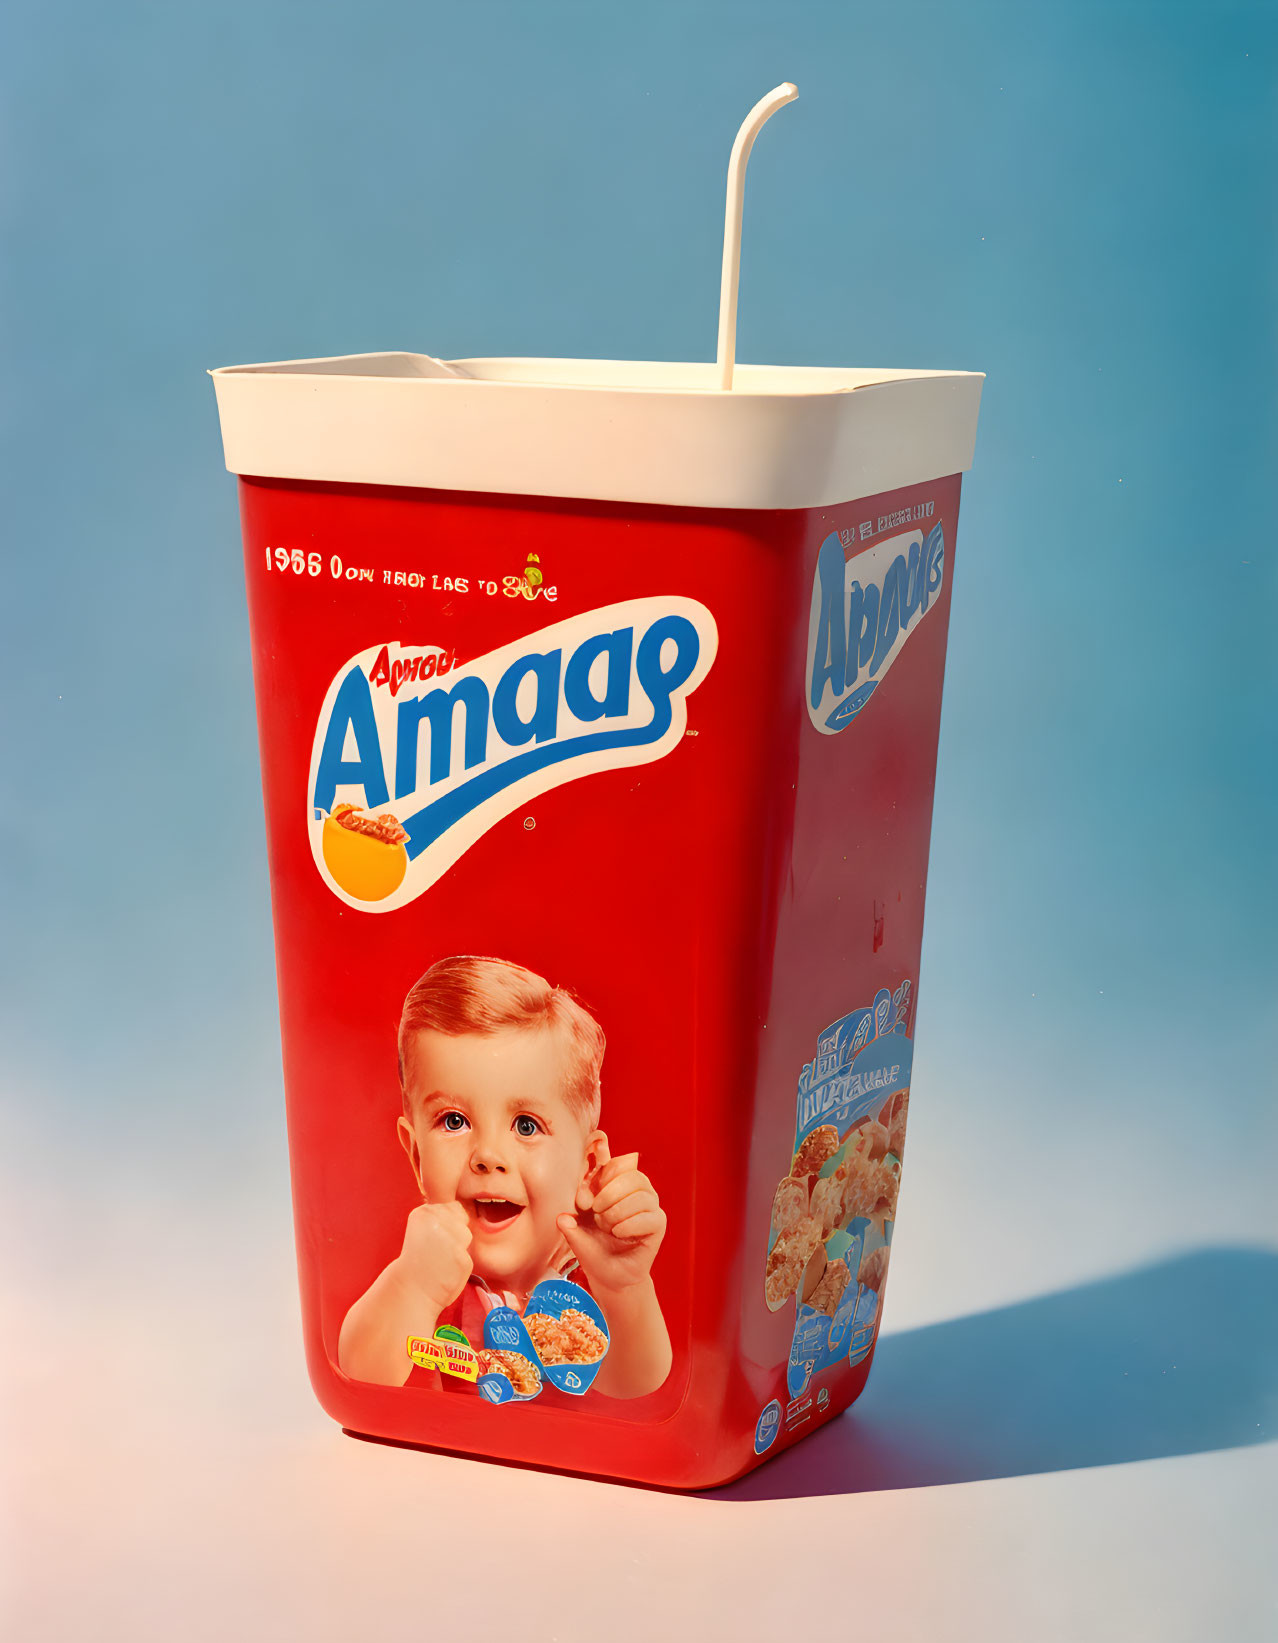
337;955;672;1400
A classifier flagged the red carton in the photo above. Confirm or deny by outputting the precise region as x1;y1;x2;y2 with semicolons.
211;352;982;1486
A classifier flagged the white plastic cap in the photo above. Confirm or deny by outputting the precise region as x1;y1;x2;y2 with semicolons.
210;353;984;511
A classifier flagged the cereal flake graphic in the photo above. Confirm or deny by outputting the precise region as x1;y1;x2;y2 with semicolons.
765;1249;804;1311
476;1349;541;1398
809;1170;846;1237
847;1117;891;1162
807;1257;851;1319
792;1125;840;1178
801;1242;827;1306
770;1175;810;1239
559;1308;609;1363
785;1215;823;1268
857;1245;890;1295
524;1308;608;1366
523;1311;571;1363
880;1087;910;1159
839;1147;899;1226
765;1214;822;1310
320;803;409;902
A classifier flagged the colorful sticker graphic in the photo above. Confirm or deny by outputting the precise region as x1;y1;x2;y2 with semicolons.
765;987;912;1384
518;1279;611;1396
407;1324;480;1382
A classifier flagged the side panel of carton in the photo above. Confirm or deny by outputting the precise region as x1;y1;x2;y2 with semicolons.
724;475;962;1485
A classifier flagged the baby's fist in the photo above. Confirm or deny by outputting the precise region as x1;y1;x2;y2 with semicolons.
397;1200;473;1314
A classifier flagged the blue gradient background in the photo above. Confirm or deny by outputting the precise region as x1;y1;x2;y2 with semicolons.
3;4;1275;1639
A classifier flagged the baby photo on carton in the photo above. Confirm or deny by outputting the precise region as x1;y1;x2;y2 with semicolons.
339;955;673;1400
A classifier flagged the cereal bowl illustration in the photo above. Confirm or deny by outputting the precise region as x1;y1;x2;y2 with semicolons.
519;1279;611;1395
320;802;409;902
476;1348;543;1404
478;1307;546;1404
524;1309;608;1365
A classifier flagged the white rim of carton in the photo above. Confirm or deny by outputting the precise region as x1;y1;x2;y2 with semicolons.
210;353;984;511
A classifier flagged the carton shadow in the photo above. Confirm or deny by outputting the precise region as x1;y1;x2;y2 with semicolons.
712;1247;1277;1502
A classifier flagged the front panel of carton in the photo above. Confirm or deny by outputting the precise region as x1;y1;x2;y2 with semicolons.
238;473;816;1485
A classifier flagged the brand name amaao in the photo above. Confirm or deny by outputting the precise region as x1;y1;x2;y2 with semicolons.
309;598;718;910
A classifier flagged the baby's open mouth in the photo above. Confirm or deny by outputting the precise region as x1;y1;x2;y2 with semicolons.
472;1197;525;1230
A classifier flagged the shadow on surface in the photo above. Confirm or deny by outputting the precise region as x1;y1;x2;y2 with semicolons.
714;1247;1277;1502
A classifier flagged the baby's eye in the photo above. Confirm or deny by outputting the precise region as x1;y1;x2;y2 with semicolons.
513;1114;542;1138
439;1111;470;1133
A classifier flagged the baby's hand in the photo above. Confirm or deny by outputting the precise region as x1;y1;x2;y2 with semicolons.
395;1200;473;1315
557;1141;667;1296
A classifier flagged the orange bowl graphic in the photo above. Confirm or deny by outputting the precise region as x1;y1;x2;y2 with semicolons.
321;803;409;902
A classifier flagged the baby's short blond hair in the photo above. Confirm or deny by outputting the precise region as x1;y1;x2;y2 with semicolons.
398;955;604;1128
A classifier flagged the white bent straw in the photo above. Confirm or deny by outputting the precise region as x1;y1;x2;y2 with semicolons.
716;82;799;391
